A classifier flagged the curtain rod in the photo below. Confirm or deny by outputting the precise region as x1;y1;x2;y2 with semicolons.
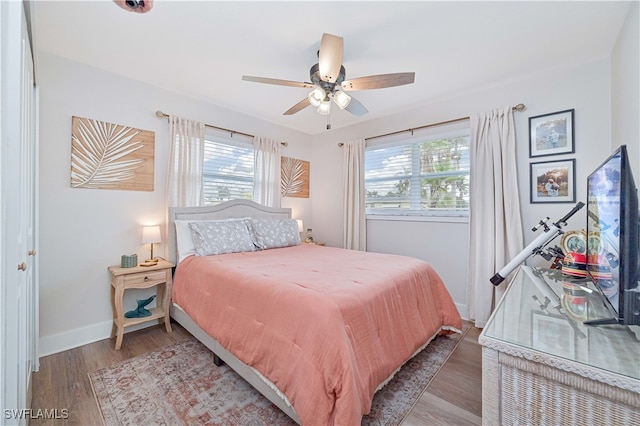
338;103;526;146
155;110;288;147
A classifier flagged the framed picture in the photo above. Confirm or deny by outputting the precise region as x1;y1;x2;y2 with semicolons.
532;311;575;358
530;159;576;203
529;109;574;158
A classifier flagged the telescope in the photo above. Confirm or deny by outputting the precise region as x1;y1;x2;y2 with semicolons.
490;202;585;285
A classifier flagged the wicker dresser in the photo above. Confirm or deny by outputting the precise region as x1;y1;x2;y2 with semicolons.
479;266;640;425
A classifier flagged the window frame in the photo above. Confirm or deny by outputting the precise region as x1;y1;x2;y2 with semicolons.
364;125;471;219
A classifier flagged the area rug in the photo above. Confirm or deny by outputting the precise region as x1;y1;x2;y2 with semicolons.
90;325;469;425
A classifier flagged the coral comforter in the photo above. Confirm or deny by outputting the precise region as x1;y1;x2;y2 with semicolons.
173;244;462;425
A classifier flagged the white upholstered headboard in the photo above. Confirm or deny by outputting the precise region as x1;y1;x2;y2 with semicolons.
168;199;292;264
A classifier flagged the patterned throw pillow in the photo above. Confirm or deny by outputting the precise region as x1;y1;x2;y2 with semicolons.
249;218;301;250
188;219;256;256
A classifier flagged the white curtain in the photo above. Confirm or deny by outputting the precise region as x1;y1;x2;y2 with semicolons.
342;138;367;250
166;116;205;207
253;136;282;207
467;106;524;328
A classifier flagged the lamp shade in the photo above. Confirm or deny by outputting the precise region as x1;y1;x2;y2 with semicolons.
333;91;351;109
317;100;331;115
296;219;304;232
141;225;161;244
308;87;325;107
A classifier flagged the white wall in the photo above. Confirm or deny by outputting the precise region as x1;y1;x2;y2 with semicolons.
611;1;639;174
311;58;614;319
37;53;312;356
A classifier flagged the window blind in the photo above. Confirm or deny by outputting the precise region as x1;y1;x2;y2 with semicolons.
365;127;471;216
202;136;254;204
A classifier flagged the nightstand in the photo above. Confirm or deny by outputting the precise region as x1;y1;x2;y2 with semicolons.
305;242;326;246
108;259;175;350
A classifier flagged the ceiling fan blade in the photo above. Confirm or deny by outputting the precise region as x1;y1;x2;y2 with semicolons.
318;33;343;83
283;98;311;115
345;96;368;117
341;72;415;91
242;76;314;89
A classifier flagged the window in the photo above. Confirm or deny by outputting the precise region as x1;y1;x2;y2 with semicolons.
365;128;471;216
202;135;254;204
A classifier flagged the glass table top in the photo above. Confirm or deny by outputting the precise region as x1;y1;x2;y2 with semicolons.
482;265;640;380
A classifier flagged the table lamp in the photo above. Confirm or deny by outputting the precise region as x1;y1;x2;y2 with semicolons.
141;225;161;263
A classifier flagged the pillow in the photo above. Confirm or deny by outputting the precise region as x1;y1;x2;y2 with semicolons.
249;218;301;250
189;219;256;256
174;220;198;263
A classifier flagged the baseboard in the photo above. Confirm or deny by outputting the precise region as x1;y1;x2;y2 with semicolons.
456;302;470;322
38;320;156;358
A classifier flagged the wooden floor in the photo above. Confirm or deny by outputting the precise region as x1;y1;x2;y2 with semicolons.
401;324;483;426
31;320;482;425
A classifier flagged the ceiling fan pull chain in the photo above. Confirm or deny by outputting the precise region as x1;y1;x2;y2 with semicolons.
326;109;332;130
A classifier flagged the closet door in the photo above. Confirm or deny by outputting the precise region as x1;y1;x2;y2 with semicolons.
20;0;38;408
0;1;38;422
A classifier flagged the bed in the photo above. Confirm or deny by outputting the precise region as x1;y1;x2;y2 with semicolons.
168;199;462;425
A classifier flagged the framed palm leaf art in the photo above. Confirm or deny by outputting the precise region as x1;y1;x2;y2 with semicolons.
70;116;155;191
281;156;309;198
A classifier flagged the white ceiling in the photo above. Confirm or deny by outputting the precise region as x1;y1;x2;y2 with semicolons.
32;1;632;135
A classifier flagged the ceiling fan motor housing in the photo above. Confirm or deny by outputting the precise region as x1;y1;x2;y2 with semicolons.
310;63;346;94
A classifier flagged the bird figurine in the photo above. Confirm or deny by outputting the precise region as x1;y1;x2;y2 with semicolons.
125;295;156;318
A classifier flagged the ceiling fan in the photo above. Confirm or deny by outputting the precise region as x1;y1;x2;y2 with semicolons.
242;33;415;126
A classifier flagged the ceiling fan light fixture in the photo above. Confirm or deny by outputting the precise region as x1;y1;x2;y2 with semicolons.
333;90;351;109
317;100;331;115
242;33;415;123
308;87;325;107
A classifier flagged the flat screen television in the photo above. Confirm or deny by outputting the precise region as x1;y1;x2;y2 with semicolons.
585;145;640;325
